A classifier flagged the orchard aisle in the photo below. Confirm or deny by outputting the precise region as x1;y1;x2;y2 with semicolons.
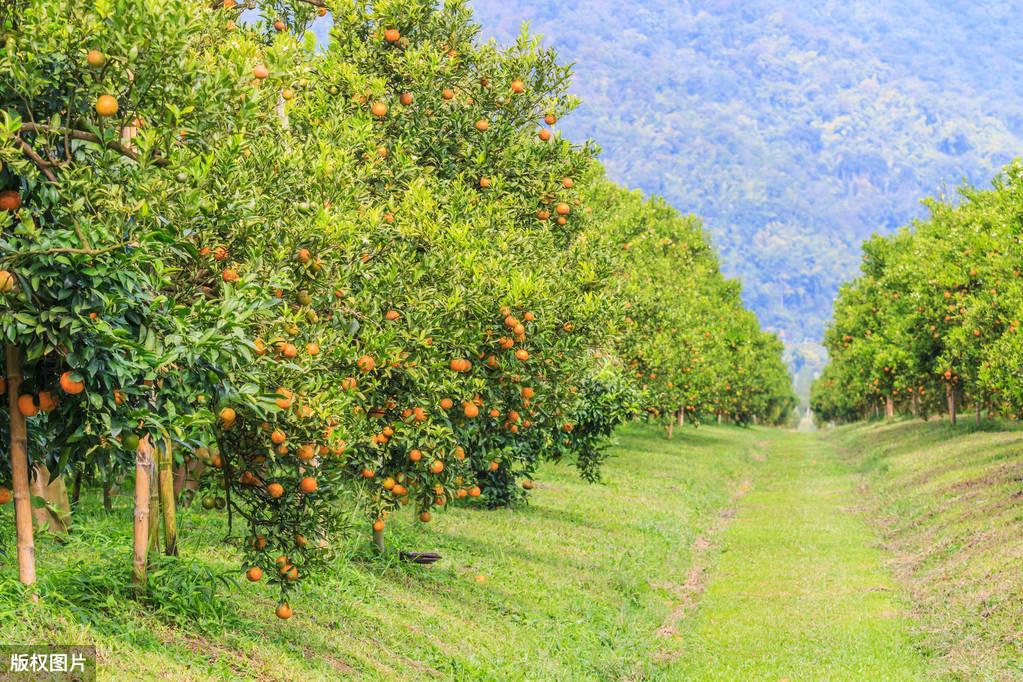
660;429;933;680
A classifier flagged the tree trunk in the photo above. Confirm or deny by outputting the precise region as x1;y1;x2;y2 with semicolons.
158;437;178;556
946;384;957;426
677;409;685;427
666;421;674;439
6;345;36;589
372;528;385;553
717;412;722;425
71;469;83;508
30;463;71;536
102;477;113;512
976;399;982;425
885;395;895;420
133;437;154;590
147;453;161;558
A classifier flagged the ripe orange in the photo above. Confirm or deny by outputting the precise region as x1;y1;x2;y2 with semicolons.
306;342;319;356
267;482;285;499
222;268;239;282
384;309;400;321
361;468;375;479
276;603;293;620
454;446;466;460
0;487;11;504
514;349;529;361
253;64;269;79
419;511;431;523
468;485;481;497
538;129;551;141
523;311;536;321
357;355;375;373
95;94;118;117
16;394;37;417
86;49;106;67
370;102;388;117
429;460;444;474
479;177;491;188
562;177;574;189
475;119;490;131
536;209;550;221
522;479;534;490
0;191;21;213
400;91;414;105
372;518;385;532
298;477;317;494
274;387;294;409
273;19;286;32
555;202;570;215
37;391;57;413
463;402;479;418
59;371;85;395
409;449;422;462
384;28;401;42
488;460;499;472
440;398;454;410
246;566;263;582
544;113;557;125
442;88;455;100
510;79;525;93
219;407;236;423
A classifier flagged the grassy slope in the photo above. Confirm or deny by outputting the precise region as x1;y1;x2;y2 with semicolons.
0;424;761;681
826;419;1023;681
665;429;931;680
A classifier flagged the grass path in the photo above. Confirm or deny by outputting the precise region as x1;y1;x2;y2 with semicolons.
662;429;933;680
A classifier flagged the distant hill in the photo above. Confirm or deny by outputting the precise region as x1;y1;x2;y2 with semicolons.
467;0;1023;352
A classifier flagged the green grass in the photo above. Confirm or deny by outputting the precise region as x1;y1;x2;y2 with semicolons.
826;418;1023;681
6;421;1011;680
662;429;932;680
0;424;759;680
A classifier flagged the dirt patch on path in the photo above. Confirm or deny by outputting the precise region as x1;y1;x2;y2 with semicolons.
652;479;752;659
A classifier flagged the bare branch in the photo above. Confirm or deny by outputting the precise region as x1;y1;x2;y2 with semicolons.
0;242;134;263
18;123;170;167
12;136;58;183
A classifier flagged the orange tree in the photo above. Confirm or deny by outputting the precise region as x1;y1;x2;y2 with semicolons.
591;179;794;429
2;0;795;620
813;161;1023;424
0;0;264;587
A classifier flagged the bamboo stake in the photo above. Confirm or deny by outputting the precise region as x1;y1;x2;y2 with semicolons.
6;345;36;589
133;437;154;590
158;437;178;556
372;528;385;553
147;453;160;558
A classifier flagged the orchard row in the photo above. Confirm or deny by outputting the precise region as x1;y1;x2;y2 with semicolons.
0;0;793;616
812;162;1023;424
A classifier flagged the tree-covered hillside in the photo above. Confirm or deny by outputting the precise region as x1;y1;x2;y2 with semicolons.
467;0;1023;352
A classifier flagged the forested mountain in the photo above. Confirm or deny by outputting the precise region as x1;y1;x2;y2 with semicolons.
466;0;1023;357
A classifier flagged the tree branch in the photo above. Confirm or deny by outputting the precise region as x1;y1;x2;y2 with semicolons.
0;242;133;263
18;123;170;167
12;136;58;183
